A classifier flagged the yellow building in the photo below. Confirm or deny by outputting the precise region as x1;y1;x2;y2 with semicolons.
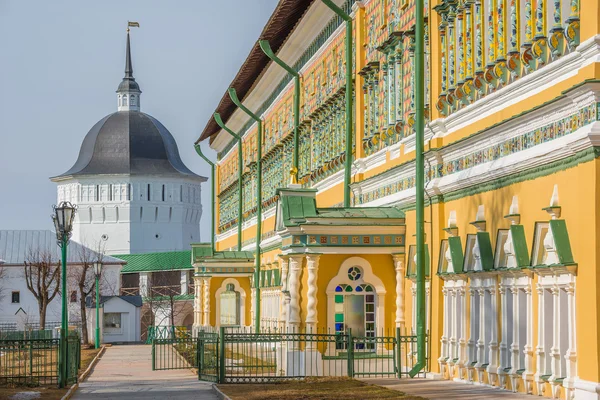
191;0;598;398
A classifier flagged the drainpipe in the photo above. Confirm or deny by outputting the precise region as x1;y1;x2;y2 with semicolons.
227;87;262;334
258;40;300;177
321;0;353;208
409;0;426;378
194;144;215;253
214;112;244;251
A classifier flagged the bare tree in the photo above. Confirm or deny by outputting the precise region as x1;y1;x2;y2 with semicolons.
23;247;61;330
0;258;6;309
147;267;193;337
68;240;105;345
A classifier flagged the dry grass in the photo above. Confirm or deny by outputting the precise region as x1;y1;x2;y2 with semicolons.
218;377;428;400
0;346;101;400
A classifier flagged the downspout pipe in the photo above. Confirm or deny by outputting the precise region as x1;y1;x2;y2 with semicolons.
321;0;353;208
214;112;244;252
409;0;426;378
227;87;263;334
258;40;300;177
194;144;215;253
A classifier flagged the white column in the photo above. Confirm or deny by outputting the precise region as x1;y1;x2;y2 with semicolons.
487;285;499;385
250;287;256;331
475;288;486;369
139;272;149;297
439;286;450;373
564;283;577;395
193;277;202;327
449;287;458;378
180;270;188;295
523;284;534;394
305;254;320;333
288;255;304;333
280;256;290;292
458;285;468;370
467;287;478;381
498;283;508;377
550;285;561;381
534;284;546;393
202;277;211;327
510;287;520;375
392;255;405;328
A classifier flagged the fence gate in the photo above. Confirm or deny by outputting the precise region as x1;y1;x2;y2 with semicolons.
152;336;197;371
197;332;219;382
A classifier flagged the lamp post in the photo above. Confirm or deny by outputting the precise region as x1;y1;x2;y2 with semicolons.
52;201;77;389
93;261;102;349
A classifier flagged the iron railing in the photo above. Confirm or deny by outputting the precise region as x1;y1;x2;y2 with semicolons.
151;326;427;383
146;326;189;344
0;333;80;386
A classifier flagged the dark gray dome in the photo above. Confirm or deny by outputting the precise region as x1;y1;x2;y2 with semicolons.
54;111;204;179
117;78;140;92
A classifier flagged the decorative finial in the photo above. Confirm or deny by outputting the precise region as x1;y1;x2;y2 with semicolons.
289;167;299;186
550;184;559;207
443;210;459;236
509;196;519;215
543;184;561;219
448;210;457;228
470;205;486;232
505;195;521;225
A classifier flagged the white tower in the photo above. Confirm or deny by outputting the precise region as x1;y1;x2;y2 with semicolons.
51;31;206;255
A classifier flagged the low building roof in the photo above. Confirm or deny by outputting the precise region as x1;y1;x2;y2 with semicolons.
86;295;143;308
116;250;193;274
0;230;124;266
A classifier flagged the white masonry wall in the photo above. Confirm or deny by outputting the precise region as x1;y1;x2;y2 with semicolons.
56;175;202;255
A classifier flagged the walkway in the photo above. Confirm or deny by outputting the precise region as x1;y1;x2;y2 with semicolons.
73;344;217;400
365;378;534;399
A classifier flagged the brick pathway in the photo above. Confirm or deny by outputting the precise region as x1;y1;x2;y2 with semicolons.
73;345;217;400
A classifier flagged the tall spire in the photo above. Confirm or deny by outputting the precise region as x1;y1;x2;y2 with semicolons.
117;24;141;112
125;31;133;79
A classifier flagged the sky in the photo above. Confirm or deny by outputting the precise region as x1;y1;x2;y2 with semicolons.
0;0;279;240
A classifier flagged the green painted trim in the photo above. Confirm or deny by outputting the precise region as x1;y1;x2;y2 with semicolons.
448;236;464;274
510;225;530;267
400;147;599;211
476;232;494;271
550;219;575;264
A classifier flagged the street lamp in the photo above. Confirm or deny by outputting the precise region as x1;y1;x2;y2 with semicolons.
93;261;102;349
52;201;77;389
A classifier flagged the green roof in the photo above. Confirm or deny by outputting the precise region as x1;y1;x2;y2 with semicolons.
316;207;405;219
116;251;193;274
191;243;255;262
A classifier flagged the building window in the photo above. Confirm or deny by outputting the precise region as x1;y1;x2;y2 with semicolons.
162;185;165;202
130;95;136;106
70;291;77;303
147;184;151;201
11;291;20;304
109;184;113;201
95;185;100;202
128;184;132;201
122;95;128;106
219;284;240;326
104;313;122;333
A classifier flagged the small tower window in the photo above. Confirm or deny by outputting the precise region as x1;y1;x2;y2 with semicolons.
122;95;128;106
147;184;151;201
162;185;165;202
130;95;136;106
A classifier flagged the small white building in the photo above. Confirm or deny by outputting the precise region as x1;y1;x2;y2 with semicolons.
0;230;125;332
86;295;142;343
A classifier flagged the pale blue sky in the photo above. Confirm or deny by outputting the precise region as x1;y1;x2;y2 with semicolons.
0;0;279;238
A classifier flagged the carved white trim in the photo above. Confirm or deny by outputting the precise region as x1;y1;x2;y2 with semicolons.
214;278;247;328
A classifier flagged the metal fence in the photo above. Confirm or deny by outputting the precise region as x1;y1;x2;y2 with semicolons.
0;333;80;386
146;326;189;344
151;326;427;383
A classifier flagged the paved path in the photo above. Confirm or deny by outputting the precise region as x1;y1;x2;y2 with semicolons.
365;378;534;399
73;345;217;400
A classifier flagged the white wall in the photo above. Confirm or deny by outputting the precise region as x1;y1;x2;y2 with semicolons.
0;263;121;327
57;175;203;255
